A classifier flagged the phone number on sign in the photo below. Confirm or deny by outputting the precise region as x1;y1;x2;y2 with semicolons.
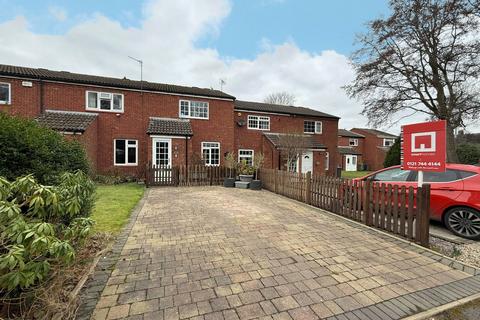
406;161;442;167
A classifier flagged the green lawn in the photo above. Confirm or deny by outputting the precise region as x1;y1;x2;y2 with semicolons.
341;171;373;179
91;183;145;234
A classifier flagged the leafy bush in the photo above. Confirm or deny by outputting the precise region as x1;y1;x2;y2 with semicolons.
457;143;480;165
0;113;90;185
383;138;401;167
238;160;255;175
0;171;95;298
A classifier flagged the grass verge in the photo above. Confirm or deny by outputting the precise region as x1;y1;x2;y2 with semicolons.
341;171;372;179
91;183;145;234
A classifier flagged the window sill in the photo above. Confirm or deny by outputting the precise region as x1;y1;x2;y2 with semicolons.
179;115;209;120
247;127;270;131
114;164;138;167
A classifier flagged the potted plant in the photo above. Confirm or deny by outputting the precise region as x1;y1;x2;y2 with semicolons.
238;160;255;183
223;152;236;187
250;152;264;190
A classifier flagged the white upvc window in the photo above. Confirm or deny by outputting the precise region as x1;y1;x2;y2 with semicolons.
247;115;270;130
179;100;209;119
325;152;329;170
86;91;124;112
0;82;11;104
114;139;138;166
304;120;322;134
383;138;395;147
202;142;220;166
349;138;358;146
238;149;254;166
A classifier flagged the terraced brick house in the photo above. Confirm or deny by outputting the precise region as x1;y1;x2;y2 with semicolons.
350;128;398;171
0;64;340;178
337;129;365;172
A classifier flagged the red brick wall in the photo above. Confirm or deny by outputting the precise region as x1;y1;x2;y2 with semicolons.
235;111;339;175
0;77;41;118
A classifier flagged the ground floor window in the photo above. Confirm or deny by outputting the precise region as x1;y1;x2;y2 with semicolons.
238;149;254;166
202;142;220;166
114;139;138;165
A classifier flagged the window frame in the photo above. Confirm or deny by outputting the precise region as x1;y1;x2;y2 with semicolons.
86;90;124;113
0;82;11;105
114;139;138;166
238;149;254;166
247;115;270;131
383;138;395;147
178;100;209;120
201;142;221;166
349;138;359;146
304;120;322;134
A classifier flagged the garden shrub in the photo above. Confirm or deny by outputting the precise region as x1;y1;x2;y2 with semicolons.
0;113;90;185
456;143;480;165
0;171;95;298
383;138;401;167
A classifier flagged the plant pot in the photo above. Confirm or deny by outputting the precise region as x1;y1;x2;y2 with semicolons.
250;180;262;190
239;174;254;183
223;177;236;188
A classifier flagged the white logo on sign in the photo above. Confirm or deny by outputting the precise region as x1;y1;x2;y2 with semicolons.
411;132;436;153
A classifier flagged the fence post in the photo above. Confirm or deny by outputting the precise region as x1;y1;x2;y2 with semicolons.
419;184;430;247
363;181;372;226
305;171;311;205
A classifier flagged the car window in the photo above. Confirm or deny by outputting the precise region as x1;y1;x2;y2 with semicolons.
457;170;477;179
420;170;458;182
372;168;411;182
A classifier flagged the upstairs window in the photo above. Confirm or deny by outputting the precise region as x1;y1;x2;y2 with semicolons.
179;100;209;119
248;115;270;130
349;138;358;146
114;139;137;166
0;83;11;104
238;149;254;166
383;138;395;147
202;142;220;166
304;121;322;134
87;91;123;112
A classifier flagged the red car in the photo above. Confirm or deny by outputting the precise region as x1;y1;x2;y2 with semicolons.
358;164;480;240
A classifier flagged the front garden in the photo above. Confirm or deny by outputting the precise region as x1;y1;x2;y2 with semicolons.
0;114;145;319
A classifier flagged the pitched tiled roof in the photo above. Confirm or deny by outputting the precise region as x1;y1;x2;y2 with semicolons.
263;133;326;150
36;110;97;132
338;146;362;155
235;100;339;119
338;129;365;138
351;128;397;139
147;117;193;136
0;64;234;100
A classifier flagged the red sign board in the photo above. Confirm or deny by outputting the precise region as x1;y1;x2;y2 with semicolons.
402;120;446;172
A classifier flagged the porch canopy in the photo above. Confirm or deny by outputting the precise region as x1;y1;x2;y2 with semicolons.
36;109;98;134
147;117;193;136
263;132;326;150
338;146;362;155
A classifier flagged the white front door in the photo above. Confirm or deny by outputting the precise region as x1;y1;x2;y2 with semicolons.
345;155;357;171
301;151;313;173
152;138;172;167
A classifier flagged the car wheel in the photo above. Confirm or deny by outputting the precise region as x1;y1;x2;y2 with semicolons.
444;207;480;240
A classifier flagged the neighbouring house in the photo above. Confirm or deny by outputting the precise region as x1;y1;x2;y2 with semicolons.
337;129;365;172
0;64;341;179
234;100;339;175
349;128;398;171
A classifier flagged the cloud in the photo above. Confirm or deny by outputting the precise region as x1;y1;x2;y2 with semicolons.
48;6;68;22
0;0;368;130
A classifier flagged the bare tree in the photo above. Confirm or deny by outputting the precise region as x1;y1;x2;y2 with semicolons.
276;133;311;172
345;0;480;162
264;92;296;105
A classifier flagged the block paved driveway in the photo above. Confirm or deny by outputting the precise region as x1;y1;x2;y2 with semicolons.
90;187;480;320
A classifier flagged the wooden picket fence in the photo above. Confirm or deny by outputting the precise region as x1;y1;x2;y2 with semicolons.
259;168;431;246
146;164;234;187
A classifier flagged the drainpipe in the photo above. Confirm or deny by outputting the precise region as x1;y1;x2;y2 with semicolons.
185;137;189;166
39;78;44;114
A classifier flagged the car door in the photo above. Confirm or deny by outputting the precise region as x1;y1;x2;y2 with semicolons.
411;170;464;221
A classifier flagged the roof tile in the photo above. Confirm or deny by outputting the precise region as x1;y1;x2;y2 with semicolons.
235;100;339;119
147;117;193;136
36;110;97;132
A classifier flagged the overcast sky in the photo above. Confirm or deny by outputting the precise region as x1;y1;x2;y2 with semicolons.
1;0;464;133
